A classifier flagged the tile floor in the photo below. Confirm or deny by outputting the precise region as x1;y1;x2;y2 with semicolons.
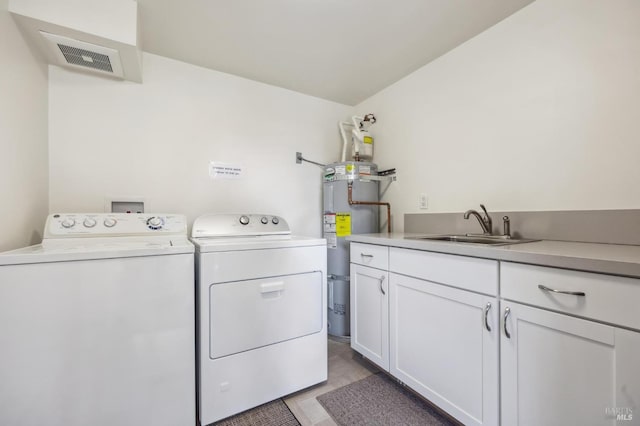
284;338;380;426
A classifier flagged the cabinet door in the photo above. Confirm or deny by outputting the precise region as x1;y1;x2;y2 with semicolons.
389;273;499;426
501;301;640;426
350;263;389;371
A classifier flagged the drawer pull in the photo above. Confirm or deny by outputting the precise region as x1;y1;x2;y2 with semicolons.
360;253;374;258
379;275;386;295
503;307;511;339
538;284;586;297
484;302;492;332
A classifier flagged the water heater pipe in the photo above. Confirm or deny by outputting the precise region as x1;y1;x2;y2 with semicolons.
348;181;392;233
338;121;355;162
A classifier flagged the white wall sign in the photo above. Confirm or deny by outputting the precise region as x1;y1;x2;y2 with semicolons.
209;162;244;179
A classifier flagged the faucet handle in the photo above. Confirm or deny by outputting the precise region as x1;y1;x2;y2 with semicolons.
479;204;492;234
502;215;511;238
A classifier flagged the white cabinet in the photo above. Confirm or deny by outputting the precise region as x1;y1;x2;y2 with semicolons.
389;247;498;295
501;262;640;426
500;301;640;426
501;262;640;330
349;243;640;426
350;263;389;371
390;273;499;426
388;251;499;426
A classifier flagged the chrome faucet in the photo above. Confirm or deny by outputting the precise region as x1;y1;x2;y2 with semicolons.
464;204;493;235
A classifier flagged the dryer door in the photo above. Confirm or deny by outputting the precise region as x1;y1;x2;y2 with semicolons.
209;271;323;359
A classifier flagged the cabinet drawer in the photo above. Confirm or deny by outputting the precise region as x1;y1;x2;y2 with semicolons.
389;247;498;296
501;262;640;331
350;243;388;270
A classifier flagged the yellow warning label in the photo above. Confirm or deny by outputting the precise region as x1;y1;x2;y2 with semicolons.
336;213;351;237
363;136;373;144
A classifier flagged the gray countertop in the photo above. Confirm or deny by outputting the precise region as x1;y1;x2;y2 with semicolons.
347;233;640;279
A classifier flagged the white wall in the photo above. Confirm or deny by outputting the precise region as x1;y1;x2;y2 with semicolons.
357;0;640;231
49;53;352;236
0;0;49;251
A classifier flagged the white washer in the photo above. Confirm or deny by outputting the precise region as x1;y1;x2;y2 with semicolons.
191;214;327;425
0;213;195;426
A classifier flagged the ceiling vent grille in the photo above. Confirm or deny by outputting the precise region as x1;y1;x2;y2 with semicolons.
40;31;124;78
57;44;113;73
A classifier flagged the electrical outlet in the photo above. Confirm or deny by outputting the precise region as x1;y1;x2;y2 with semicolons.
419;193;428;210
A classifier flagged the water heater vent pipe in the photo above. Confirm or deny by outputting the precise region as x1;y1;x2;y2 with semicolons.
339;114;376;162
338;121;354;162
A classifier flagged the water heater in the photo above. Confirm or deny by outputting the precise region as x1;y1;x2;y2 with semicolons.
323;162;379;338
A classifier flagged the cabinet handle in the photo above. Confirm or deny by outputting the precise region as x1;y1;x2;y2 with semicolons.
360;253;374;258
503;307;511;339
538;284;586;297
379;275;386;295
484;302;492;332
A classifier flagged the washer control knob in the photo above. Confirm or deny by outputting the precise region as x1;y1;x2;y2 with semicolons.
147;216;164;230
239;215;250;225
261;216;268;224
83;218;97;228
61;218;76;228
271;217;279;225
103;218;117;228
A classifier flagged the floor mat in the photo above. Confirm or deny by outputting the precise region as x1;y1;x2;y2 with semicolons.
212;399;301;426
316;373;458;426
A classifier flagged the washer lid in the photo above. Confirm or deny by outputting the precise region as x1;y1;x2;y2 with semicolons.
191;214;290;238
0;236;194;266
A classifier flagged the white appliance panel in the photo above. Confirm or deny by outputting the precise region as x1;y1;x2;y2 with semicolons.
193;214;327;425
0;213;193;266
200;332;327;423
209;271;323;358
193;235;325;253
0;254;195;426
192;214;290;238
199;245;326;284
45;213;187;238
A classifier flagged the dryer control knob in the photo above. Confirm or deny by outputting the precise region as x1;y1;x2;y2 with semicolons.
104;218;117;228
239;215;250;225
61;218;76;228
271;217;279;225
83;218;97;228
261;216;268;224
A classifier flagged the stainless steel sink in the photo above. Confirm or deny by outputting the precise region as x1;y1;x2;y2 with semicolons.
406;234;539;246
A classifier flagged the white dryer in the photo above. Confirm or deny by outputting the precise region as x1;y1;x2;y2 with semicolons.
0;213;195;426
191;214;327;425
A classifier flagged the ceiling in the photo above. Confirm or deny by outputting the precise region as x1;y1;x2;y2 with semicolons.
137;0;535;105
